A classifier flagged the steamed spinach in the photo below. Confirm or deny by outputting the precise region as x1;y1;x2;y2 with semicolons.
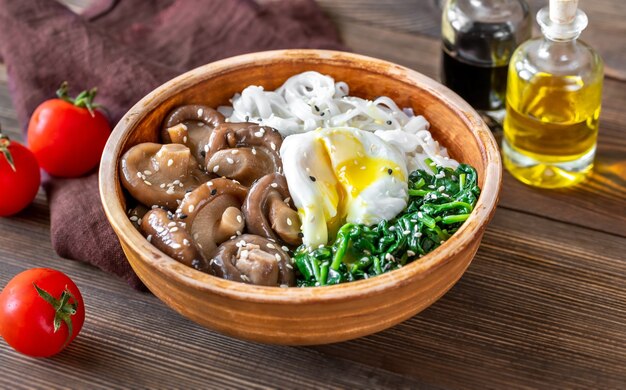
294;163;481;287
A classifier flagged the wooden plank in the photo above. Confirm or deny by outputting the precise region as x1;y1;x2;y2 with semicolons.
334;19;626;237
1;197;624;388
316;0;626;80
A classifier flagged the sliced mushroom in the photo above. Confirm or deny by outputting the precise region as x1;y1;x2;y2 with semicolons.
243;173;302;246
178;178;248;256
140;208;210;273
120;143;210;209
162;105;225;162
209;234;295;286
205;122;283;186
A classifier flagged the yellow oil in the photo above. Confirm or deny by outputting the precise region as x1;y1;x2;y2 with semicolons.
503;70;602;188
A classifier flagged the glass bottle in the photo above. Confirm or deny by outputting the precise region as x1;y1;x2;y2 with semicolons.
502;0;603;188
441;0;531;124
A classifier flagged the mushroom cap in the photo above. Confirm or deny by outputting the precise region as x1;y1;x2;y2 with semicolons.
162;105;225;162
209;234;295;286
140;208;210;273
243;173;302;246
205;122;284;186
120;142;210;209
178;178;248;256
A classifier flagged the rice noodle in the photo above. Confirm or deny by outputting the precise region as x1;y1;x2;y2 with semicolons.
218;71;459;173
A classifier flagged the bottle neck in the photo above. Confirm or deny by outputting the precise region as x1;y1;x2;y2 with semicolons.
537;6;587;41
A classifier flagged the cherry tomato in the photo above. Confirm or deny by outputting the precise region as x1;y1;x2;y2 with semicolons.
27;82;111;178
0;132;41;216
0;268;85;357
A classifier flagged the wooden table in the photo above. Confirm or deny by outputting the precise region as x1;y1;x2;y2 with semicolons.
1;1;625;388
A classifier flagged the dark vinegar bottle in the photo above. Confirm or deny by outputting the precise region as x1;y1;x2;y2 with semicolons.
441;0;530;124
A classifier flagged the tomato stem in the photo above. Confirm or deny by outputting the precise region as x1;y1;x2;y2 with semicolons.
34;283;78;348
56;81;101;118
0;125;16;172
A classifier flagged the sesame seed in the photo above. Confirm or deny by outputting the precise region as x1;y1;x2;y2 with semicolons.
188;205;195;213
178;213;187;219
415;232;423;237
274;253;281;261
403;230;411;235
417;212;423;218
170;227;179;232
286;264;293;269
438;186;446;192
204;145;209;153
231;149;238;154
280;284;288;288
226;157;234;164
183;136;188;143
197;122;204;127
181;124;188;131
211;189;217;195
168;222;176;227
144;180;152;186
254;131;263;137
270;142;276;151
388;168;393;175
309;176;316;182
388;226;396;231
166;187;175;195
144;170;152;175
183;239;190;246
251;148;257;155
267;243;275;249
270;183;278;188
286;218;292;226
281;246;289;251
360;166;366;170
155;226;164;233
173;179;180;185
236;215;243;223
146;235;152;243
197;108;203;117
167;159;173;167
407;250;416;257
159;183;166;188
213;165;220;173
129;216;138;222
136;172;142;178
284;197;291;204
236;230;242;236
386;120;392;125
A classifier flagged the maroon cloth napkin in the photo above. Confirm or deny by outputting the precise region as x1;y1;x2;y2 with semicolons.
0;0;346;289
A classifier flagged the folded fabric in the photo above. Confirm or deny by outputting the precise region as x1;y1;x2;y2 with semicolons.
0;0;346;289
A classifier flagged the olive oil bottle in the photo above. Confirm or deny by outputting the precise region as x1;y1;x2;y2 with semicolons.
441;0;531;123
503;0;603;188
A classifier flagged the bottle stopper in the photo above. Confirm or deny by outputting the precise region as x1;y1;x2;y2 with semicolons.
550;0;578;24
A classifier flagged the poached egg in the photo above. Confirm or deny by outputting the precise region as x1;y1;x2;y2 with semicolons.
280;127;408;247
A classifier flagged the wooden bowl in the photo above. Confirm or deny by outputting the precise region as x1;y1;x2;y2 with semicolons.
99;50;501;345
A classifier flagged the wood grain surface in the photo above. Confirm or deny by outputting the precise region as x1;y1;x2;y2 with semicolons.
0;0;625;389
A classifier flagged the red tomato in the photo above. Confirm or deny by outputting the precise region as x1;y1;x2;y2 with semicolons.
0;134;41;216
0;268;85;357
27;83;110;178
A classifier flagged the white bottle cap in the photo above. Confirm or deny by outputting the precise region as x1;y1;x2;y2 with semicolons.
550;0;578;24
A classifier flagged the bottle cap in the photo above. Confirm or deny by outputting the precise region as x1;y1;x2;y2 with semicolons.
550;0;578;24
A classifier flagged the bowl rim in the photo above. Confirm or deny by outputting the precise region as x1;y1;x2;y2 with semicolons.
99;49;502;303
